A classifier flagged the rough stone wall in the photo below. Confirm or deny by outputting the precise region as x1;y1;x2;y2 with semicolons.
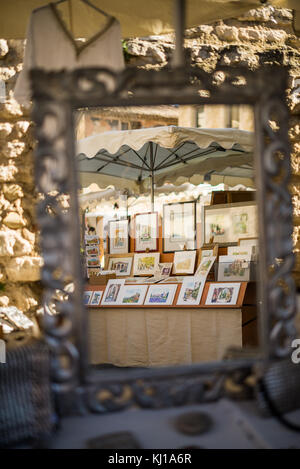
0;5;299;322
0;40;43;318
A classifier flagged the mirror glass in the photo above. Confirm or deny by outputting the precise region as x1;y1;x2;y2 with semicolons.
74;103;259;371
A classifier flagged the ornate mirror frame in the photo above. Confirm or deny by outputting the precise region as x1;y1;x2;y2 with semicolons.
30;64;297;415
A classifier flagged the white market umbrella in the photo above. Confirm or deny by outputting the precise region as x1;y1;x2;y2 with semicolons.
76;126;254;208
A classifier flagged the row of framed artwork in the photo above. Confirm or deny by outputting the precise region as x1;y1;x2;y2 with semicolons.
87;238;257;280
85;200;258;256
84;279;246;308
102;251;197;277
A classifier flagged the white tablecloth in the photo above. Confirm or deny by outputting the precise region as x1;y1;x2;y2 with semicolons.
88;307;242;367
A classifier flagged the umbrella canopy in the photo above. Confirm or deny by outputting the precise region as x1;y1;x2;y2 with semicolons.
76;126;254;191
1;1;298;39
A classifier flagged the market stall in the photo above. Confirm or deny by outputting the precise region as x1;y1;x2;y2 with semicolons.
77;126;258;366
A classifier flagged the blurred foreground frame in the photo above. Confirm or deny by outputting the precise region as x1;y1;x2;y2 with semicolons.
30;64;297;415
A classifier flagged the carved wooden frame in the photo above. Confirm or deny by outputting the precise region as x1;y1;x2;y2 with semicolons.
30;64;297;414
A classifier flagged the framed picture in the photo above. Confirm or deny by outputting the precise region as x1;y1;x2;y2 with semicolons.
90;290;103;306
144;284;178;306
118;284;148;305
238;237;259;258
108;219;129;254
227;245;253;261
200;244;219;260
133;252;160;276
134;212;159;252
238;237;258;247
85;244;100;257
172;250;196;275
195;255;216;279
107;254;133;276
83;290;93;306
217;256;250;282
86;256;101;268
85;234;100;245
101;279;125;305
205;282;241;306
176;277;205;306
163;201;196;252
203;202;257;245
154;262;173;278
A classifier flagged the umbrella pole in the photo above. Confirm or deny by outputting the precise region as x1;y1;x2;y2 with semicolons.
151;171;155;211
149;142;155;211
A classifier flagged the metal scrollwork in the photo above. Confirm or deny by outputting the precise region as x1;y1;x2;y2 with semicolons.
257;95;297;358
30;65;297;415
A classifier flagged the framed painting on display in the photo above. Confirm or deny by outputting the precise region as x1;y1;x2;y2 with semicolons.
106;253;133;277
172;250;196;275
118;284;148;306
163;201;196;252
133;252;160;276
144;284;178;306
134;212;159;252
108;219;129;254
205;282;241;306
203;202;257;245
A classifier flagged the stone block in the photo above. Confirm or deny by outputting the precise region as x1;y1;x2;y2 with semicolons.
0;122;13;139
0;164;18;182
215;25;239;42
0;39;9;58
5;256;43;282
2;141;26;158
0;66;16;82
3;212;26;229
2;183;23;201
0;229;32;257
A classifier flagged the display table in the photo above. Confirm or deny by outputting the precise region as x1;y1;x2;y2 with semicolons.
88;306;243;367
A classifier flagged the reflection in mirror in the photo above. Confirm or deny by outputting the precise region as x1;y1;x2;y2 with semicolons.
74;104;259;371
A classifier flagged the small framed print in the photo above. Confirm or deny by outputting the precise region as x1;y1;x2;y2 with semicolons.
118;284;148;306
238;237;258;247
238;237;258;258
101;279;125;305
154;262;173;278
205;282;241;306
227;245;253;261
86;244;100;257
203;202;257;245
108;219;129;254
195;255;216;279
200;244;219;260
83;290;93;305
173;250;196;275
90;290;103;306
134;212;158;252
133;252;160;276
217;256;250;282
176;277;205;306
144;284;178;306
85;234;100;245
107;254;133;276
86;256;101;268
163;201;196;252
